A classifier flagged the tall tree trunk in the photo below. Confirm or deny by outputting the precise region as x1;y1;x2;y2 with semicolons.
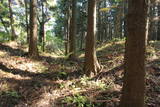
146;0;151;45
119;0;147;107
29;0;39;58
8;0;17;40
97;2;101;42
24;0;29;43
39;1;46;52
69;0;77;59
84;0;101;77
65;4;71;55
149;5;154;41
157;5;160;40
39;22;45;52
123;0;127;37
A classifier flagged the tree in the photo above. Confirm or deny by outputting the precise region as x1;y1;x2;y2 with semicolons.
119;0;147;107
68;0;77;59
37;0;50;52
84;0;101;76
28;0;39;58
8;0;17;40
24;0;30;43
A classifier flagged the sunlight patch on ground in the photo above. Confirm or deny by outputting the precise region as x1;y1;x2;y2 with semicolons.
0;51;7;57
41;52;65;59
78;41;125;58
97;41;124;52
5;41;18;49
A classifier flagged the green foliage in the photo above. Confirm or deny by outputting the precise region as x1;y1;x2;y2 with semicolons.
111;37;126;42
3;90;20;98
114;0;123;2
0;90;21;105
45;33;65;54
0;32;10;42
16;32;27;45
63;94;93;107
57;71;68;78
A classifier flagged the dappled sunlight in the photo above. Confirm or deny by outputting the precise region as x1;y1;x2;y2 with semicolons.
97;41;125;52
0;0;160;106
1;40;160;106
78;41;125;58
0;51;7;57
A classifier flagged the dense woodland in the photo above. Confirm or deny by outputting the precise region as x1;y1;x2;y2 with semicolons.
0;0;160;107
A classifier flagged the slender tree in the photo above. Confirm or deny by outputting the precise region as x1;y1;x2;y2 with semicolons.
24;0;30;43
84;0;101;76
8;0;17;40
28;0;39;58
68;0;77;59
119;0;147;107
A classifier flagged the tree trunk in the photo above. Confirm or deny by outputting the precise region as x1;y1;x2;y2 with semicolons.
24;0;29;43
84;0;101;77
39;22;45;52
119;0;147;107
8;0;17;40
146;0;151;45
29;0;39;58
157;5;160;40
65;3;71;56
69;0;77;59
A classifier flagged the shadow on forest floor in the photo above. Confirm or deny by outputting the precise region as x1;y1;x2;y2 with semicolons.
0;41;160;106
0;43;26;57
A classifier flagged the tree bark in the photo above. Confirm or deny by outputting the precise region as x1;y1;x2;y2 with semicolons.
24;0;29;43
8;0;17;40
119;0;147;107
69;0;77;59
84;0;101;77
157;5;160;40
28;0;39;58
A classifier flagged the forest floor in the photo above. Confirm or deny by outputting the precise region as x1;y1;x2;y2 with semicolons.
0;41;160;107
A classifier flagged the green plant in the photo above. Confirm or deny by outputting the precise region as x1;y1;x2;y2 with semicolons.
45;34;65;54
63;94;93;107
57;71;68;78
0;32;10;42
0;90;21;106
4;90;20;98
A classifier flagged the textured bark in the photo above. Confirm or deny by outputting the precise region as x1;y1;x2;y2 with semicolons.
97;2;101;42
39;22;45;52
149;6;154;41
84;0;101;77
65;4;71;55
157;5;160;40
119;0;147;107
24;0;29;43
29;0;39;58
69;0;77;59
8;0;17;40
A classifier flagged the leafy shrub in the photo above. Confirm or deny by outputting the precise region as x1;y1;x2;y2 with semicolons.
0;32;10;42
63;94;93;107
45;34;65;54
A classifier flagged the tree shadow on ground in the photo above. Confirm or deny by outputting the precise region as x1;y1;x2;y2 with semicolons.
0;43;83;70
53;88;121;107
0;62;84;81
0;43;27;57
0;77;60;107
